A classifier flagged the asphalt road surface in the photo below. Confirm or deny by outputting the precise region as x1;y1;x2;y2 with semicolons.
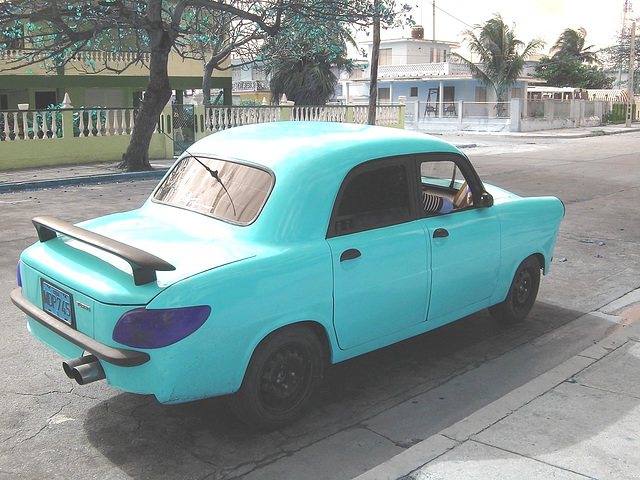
1;131;638;479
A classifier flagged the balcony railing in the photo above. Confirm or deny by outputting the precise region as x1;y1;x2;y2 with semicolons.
404;100;511;121
232;80;269;92
378;62;472;79
0;48;150;64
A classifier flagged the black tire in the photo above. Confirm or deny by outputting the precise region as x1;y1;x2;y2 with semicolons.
489;256;541;324
227;325;324;430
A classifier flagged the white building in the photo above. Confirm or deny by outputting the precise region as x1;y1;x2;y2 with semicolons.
340;26;533;119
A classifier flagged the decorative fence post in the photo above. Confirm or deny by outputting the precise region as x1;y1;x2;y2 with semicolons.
193;105;207;142
510;98;522;132
345;105;355;124
61;108;74;138
280;106;292;121
544;99;554;122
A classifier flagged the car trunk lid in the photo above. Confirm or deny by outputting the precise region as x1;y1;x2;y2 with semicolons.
20;210;255;305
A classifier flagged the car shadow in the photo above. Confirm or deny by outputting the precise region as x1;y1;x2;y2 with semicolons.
82;301;600;479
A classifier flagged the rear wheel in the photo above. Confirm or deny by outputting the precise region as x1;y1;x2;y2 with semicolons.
489;256;541;324
227;325;324;430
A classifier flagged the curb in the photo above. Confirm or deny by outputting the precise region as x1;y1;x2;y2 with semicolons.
352;295;640;480
434;127;640;140
509;127;640;139
0;169;169;194
453;143;478;149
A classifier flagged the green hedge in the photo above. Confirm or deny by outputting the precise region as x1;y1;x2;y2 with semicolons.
611;103;636;123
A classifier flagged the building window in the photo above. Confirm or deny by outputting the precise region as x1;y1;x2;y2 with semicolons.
253;66;266;82
475;86;487;102
379;48;392;66
511;87;522;99
35;91;57;109
443;86;455;102
410;87;419;97
378;87;391;103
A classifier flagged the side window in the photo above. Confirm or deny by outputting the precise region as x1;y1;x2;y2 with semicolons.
420;160;473;216
329;161;412;237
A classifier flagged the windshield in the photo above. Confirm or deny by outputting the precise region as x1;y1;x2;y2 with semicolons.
153;156;274;225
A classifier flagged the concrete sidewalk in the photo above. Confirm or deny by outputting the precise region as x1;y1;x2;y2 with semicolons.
419;123;640;140
0;158;175;194
354;291;640;480
508;123;640;138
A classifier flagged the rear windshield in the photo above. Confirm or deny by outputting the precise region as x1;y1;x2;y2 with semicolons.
152;156;274;225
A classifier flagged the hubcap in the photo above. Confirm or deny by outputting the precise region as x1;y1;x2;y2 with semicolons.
514;269;532;306
260;346;310;413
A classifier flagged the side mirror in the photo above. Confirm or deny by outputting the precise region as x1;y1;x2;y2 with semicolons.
479;192;494;207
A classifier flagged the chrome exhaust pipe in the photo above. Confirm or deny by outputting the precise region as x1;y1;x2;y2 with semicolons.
63;355;106;385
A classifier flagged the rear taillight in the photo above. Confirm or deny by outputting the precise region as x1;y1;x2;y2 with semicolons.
113;306;211;349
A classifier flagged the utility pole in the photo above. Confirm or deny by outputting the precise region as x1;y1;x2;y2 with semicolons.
368;0;381;125
432;1;436;41
626;21;635;127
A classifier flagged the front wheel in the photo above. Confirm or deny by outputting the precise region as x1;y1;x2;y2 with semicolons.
489;256;541;324
227;325;324;430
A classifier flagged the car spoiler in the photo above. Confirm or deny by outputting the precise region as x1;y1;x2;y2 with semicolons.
32;216;176;286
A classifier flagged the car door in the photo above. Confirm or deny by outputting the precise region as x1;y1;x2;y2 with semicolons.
326;156;431;351
417;155;501;323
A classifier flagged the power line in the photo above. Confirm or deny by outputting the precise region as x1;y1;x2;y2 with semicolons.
423;0;618;54
427;1;475;30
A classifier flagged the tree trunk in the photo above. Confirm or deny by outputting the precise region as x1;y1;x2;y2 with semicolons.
202;59;216;108
495;86;508;118
368;0;381;125
119;4;174;172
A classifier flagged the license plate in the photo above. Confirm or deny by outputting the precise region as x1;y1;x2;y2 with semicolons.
41;280;75;327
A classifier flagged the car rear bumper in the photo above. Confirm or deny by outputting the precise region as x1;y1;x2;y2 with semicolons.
10;287;149;367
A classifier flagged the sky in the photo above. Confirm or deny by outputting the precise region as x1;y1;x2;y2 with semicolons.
378;0;629;57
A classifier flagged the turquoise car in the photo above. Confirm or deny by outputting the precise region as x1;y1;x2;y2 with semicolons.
11;122;564;429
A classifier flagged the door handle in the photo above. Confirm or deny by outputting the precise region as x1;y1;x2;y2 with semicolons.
433;228;449;238
340;248;361;262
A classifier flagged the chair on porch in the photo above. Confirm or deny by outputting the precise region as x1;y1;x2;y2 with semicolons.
424;105;436;117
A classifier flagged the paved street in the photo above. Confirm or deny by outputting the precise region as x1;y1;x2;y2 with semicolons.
1;130;639;479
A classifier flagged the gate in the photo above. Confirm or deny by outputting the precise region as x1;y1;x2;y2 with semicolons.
172;104;195;155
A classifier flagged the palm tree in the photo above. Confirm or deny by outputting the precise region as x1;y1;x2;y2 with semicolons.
265;22;355;106
268;54;347;105
452;14;544;114
551;27;598;64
